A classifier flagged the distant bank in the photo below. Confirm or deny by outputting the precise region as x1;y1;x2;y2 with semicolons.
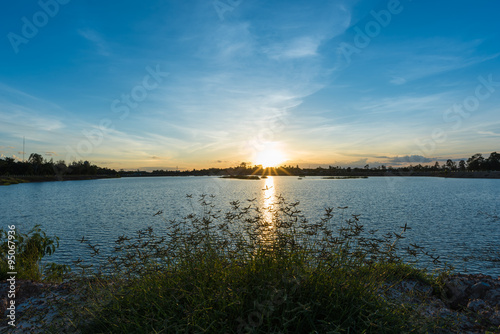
427;171;500;179
0;174;120;186
119;170;500;179
2;171;499;186
373;170;500;179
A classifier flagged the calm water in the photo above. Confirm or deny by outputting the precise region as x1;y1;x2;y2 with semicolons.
1;176;499;276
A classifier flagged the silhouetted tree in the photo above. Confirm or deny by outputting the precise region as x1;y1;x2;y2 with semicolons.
445;159;456;171
458;160;466;171
467;153;484;171
486;152;500;170
28;153;44;175
53;160;68;176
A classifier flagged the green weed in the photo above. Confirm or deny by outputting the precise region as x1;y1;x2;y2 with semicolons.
59;195;446;333
0;224;70;281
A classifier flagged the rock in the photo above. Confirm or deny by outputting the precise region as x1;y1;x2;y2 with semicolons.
469;282;490;299
417;284;433;296
445;277;470;309
0;298;7;315
486;288;500;306
397;279;433;296
400;280;417;292
467;299;487;312
491;310;500;326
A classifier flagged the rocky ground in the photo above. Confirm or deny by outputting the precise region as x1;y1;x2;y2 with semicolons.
384;274;500;333
0;279;80;333
1;274;500;333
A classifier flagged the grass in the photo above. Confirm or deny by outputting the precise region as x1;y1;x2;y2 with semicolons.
41;194;447;334
0;177;29;186
0;224;70;281
2;196;452;333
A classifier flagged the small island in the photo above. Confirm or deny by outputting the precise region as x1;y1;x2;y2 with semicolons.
220;175;261;180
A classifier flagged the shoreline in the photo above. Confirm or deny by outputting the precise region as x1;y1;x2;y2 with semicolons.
0;175;120;186
2;171;499;186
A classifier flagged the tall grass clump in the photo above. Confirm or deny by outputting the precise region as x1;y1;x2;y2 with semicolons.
67;195;445;333
0;224;70;281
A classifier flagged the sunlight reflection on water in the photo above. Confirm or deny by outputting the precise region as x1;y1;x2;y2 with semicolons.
1;176;499;276
262;176;275;225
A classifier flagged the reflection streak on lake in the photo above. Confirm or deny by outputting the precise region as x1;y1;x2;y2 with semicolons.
260;176;276;246
262;176;275;225
0;176;499;276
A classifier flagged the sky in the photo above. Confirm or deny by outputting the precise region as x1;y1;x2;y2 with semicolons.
1;0;499;170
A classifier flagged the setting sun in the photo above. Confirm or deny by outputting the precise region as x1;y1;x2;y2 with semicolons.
253;143;287;168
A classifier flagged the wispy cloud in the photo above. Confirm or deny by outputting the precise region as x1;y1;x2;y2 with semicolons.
78;29;110;56
264;36;320;59
382;39;500;85
478;131;500;137
386;155;434;163
1;1;499;168
0;84;67;139
358;93;450;115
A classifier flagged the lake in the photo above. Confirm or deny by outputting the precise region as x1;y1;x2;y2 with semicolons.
1;176;499;276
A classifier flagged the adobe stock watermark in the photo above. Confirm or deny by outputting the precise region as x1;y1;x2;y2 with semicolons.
5;225;17;327
384;74;499;191
110;65;169;121
213;0;243;21
7;0;71;54
55;65;168;176
415;74;499;158
338;0;410;65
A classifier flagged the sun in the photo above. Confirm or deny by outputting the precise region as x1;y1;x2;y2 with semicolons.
254;143;287;168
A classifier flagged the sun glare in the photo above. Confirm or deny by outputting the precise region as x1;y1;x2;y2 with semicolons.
254;144;287;168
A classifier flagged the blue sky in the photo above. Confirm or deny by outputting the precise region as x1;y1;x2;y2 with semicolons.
1;0;499;170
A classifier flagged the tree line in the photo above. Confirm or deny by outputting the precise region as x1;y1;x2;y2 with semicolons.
0;153;117;176
1;151;499;178
147;151;500;176
371;152;500;173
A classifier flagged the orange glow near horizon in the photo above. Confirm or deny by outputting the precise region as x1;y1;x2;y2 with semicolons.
253;143;288;168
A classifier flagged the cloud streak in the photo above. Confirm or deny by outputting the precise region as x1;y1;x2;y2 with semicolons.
0;1;499;169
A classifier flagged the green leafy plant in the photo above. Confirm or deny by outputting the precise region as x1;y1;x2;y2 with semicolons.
0;224;70;281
